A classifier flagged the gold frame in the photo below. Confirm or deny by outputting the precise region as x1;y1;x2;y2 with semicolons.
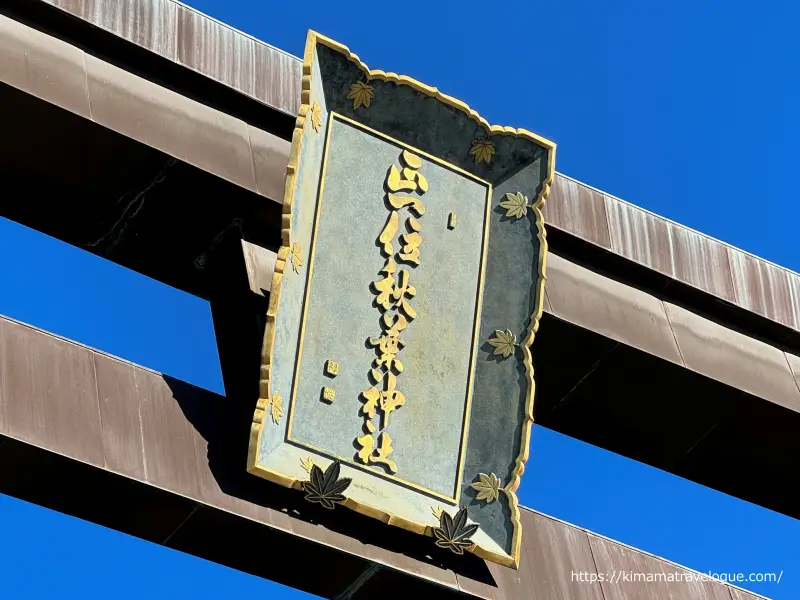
284;111;492;505
247;30;556;569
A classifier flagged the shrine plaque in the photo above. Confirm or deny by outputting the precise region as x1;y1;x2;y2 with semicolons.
248;31;555;568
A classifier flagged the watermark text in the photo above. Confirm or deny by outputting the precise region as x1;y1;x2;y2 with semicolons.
572;570;783;585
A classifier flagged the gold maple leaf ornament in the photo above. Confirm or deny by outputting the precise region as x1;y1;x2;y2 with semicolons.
470;136;495;164
347;80;375;110
300;456;315;473
269;392;283;425
302;460;352;510
310;102;323;132
499;191;529;219
433;507;479;555
471;473;501;503
488;329;517;358
290;241;303;273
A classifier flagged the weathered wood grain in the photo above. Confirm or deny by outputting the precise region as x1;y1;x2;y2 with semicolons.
0;311;768;599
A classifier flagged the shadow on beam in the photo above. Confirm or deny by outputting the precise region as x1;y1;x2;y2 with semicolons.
164;376;497;589
0;429;474;599
533;313;800;520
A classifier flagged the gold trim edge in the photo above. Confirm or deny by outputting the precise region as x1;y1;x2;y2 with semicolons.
247;29;557;570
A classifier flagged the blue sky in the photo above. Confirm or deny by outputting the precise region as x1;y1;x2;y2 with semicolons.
0;0;797;597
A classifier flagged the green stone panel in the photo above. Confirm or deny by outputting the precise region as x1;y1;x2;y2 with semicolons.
287;116;490;500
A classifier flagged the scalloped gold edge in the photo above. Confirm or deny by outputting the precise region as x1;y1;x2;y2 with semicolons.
314;33;556;151
502;179;553;569
247;29;556;571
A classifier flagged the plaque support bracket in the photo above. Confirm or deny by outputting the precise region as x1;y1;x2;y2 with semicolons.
205;233;277;404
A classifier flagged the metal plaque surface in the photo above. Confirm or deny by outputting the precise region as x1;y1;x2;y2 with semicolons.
248;31;555;568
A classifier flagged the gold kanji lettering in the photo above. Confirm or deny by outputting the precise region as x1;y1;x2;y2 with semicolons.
378;373;406;425
371;432;397;473
388;193;425;217
356;429;375;464
373;258;397;309
392;269;417;320
378;211;399;255
355;150;428;473
382;312;407;337
372;261;417;319
368;332;404;373
399;217;422;265
386;164;417;193
362;387;380;419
